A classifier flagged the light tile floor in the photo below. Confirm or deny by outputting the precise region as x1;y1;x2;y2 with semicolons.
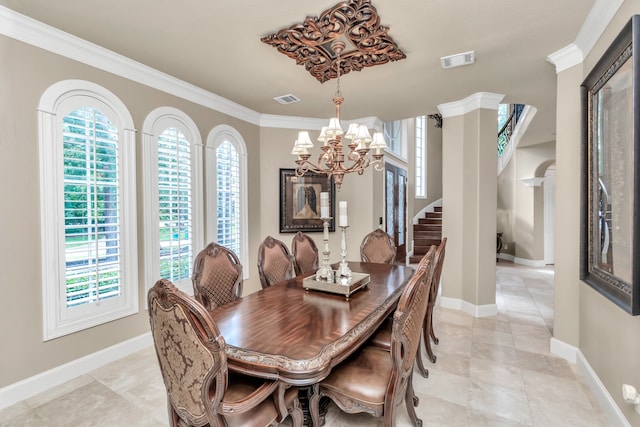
0;262;611;426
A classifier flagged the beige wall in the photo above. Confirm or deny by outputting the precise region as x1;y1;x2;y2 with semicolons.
0;36;260;387
513;142;555;261
426;119;444;206
554;2;640;423
497;153;517;256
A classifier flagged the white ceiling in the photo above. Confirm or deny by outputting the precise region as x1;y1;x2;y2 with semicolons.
1;0;597;146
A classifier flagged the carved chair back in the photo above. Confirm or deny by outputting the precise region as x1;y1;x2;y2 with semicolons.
309;252;434;427
391;249;433;381
360;228;397;264
148;278;228;427
257;236;296;288
291;231;319;276
149;278;303;427
192;242;243;310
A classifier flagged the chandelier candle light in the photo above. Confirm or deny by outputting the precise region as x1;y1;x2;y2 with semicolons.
291;40;387;190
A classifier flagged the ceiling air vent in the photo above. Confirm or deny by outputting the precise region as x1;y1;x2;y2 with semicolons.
274;94;301;105
440;51;475;69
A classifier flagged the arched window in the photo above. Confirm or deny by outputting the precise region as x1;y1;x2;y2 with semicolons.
39;80;138;340
206;126;248;273
142;107;203;294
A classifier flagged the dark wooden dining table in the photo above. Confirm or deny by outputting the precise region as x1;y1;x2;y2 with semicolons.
207;261;415;386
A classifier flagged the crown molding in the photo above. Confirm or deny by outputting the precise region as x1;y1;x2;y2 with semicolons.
547;44;584;73
547;0;624;73
575;0;624;57
0;6;262;126
437;92;505;118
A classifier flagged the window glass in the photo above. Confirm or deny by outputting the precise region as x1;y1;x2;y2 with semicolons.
384;120;402;156
415;116;425;197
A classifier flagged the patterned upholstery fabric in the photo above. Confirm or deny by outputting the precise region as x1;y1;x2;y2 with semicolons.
148;278;304;427
148;279;226;426
360;228;397;264
192;243;243;310
257;236;295;288
291;232;319;275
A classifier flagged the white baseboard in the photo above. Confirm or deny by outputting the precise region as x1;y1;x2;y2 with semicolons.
440;296;498;317
550;337;631;427
550;337;577;363
0;332;152;410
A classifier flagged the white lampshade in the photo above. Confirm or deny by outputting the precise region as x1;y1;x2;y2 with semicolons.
316;127;330;145
352;125;372;145
291;144;309;155
296;131;314;148
344;123;359;140
325;117;343;137
370;131;388;149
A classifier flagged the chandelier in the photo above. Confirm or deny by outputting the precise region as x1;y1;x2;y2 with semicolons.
291;41;387;190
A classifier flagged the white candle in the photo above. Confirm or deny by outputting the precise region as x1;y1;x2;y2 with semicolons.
320;192;330;218
339;201;348;227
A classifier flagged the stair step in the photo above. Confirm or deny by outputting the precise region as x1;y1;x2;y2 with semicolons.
415;222;441;230
418;218;442;225
414;238;442;246
414;230;442;239
412;207;443;263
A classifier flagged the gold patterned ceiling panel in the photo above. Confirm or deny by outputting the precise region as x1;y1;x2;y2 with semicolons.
261;0;406;83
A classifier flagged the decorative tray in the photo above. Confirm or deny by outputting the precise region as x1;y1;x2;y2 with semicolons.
303;272;370;299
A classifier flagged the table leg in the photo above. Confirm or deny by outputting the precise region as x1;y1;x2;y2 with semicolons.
298;387;329;426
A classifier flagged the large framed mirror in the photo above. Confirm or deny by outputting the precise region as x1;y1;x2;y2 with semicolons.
580;15;640;315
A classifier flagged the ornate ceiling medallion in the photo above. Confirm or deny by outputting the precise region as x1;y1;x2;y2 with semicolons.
261;0;406;83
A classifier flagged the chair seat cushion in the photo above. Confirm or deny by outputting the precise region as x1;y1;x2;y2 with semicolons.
320;346;391;409
367;316;393;350
224;372;297;426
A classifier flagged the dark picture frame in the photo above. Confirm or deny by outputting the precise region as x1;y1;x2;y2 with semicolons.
279;169;335;233
580;15;640;315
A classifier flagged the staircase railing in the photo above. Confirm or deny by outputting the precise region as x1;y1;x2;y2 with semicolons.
497;104;524;157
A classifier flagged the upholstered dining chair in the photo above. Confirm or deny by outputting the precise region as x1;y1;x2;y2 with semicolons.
360;228;397;264
192;242;243;310
291;231;319;276
309;263;431;427
148;278;303;427
368;245;438;378
422;237;447;366
257;236;296;289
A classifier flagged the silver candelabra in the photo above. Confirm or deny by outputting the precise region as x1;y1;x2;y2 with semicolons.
337;225;352;278
316;217;334;282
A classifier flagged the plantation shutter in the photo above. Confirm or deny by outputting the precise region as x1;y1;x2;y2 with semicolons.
216;141;241;255
63;107;121;307
157;127;193;281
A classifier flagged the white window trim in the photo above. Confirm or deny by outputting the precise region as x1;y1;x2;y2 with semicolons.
38;79;138;341
205;125;249;276
142;107;204;297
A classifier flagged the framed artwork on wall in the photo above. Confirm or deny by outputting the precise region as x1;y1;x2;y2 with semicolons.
279;169;335;233
580;15;640;315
